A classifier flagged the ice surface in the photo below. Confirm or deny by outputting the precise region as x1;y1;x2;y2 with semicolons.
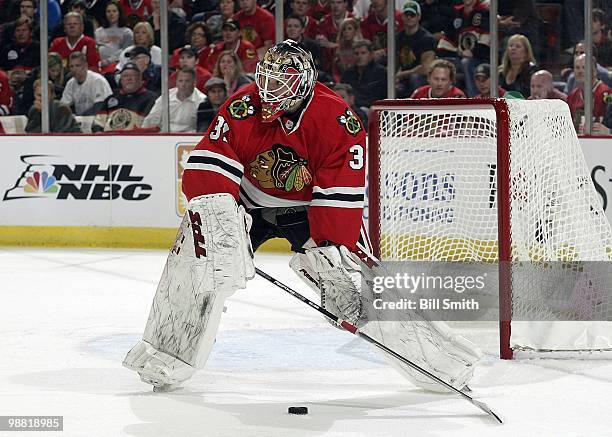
1;248;612;436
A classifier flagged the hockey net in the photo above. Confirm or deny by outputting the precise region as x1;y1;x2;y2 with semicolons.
368;98;612;359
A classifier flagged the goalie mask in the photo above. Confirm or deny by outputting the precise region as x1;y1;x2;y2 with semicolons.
255;40;317;122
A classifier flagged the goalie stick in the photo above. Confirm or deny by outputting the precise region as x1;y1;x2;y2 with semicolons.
255;267;503;424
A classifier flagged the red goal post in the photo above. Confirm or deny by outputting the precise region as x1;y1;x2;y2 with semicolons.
367;98;612;359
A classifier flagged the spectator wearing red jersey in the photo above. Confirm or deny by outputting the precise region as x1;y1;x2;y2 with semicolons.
473;63;506;98
0;69;15;115
120;0;153;28
315;0;352;73
568;54;612;132
360;0;402;60
169;45;212;93
201;19;257;73
411;59;466;98
235;0;275;57
308;0;330;22
528;70;566;102
288;0;318;39
170;22;212;69
437;0;491;97
49;12;100;71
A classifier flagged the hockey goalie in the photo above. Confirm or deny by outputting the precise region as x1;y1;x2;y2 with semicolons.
123;40;481;391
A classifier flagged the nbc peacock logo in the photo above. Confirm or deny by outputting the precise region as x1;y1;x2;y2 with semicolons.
24;171;59;195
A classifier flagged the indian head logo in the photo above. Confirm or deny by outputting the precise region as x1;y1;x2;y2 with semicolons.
249;144;312;192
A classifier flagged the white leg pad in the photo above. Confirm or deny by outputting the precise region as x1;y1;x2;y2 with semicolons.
362;318;482;392
123;193;254;386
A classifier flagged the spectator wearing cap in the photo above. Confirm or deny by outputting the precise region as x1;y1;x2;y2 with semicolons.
528;70;567;102
170;22;212;69
197;76;227;131
143;67;207;132
25;78;81;133
117;22;162;72
92;62;157;132
201;19;257;73
331;83;368;130
411;59;466;98
340;40;387;109
61;51;113;115
0;18;40;73
212;49;252;95
95;0;134;73
169;45;212;93
437;0;491;97
360;0;403;60
49;12;100;71
125;45;161;94
234;0;275;58
473;63;506;98
394;1;436;98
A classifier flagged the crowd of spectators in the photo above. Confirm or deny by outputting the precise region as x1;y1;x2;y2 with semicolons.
0;0;611;134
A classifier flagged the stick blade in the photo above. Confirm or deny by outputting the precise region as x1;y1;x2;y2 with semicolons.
472;399;503;424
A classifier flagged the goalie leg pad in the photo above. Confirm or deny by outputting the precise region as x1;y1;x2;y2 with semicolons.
123;193;254;385
362;319;482;392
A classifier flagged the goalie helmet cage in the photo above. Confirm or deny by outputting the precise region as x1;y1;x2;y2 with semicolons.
368;98;612;360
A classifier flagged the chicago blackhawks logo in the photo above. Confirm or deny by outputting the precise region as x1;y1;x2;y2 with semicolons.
227;95;256;120
337;109;362;136
249;144;312;192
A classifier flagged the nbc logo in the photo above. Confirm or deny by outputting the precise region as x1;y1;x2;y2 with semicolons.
24;171;59;194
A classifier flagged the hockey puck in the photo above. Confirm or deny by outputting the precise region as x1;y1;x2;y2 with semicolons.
288;406;308;415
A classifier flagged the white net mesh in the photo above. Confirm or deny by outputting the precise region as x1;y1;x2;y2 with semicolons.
374;99;612;353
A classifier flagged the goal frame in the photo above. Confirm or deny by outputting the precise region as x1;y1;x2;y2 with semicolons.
368;98;514;359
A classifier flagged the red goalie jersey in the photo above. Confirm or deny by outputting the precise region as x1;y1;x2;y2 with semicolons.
182;81;367;251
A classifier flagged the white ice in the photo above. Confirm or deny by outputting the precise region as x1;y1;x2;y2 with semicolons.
1;248;612;436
